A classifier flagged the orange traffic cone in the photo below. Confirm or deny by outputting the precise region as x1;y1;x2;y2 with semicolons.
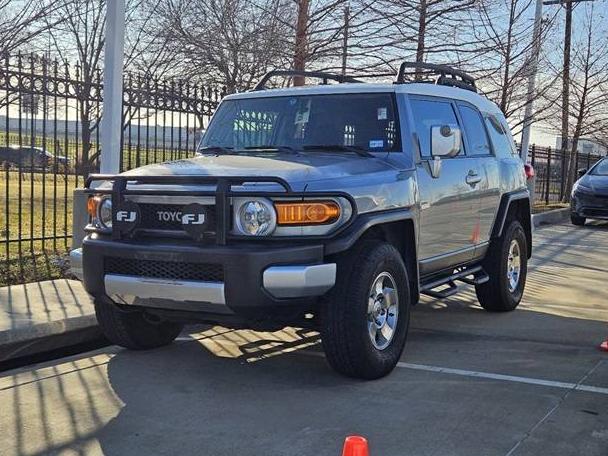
601;338;608;352
342;436;369;456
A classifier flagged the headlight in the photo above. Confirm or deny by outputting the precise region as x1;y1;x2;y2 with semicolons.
235;198;276;236
572;181;592;196
87;196;112;231
98;197;112;229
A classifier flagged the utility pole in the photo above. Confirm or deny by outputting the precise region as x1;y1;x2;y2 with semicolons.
100;0;126;175
293;0;310;86
341;4;350;77
560;0;573;200
519;0;544;164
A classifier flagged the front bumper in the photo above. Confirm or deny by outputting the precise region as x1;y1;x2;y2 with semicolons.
78;236;336;316
571;192;608;219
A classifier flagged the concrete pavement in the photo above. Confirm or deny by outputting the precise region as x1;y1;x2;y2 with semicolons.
1;221;607;456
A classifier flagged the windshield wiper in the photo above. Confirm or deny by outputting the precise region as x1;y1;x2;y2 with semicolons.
243;145;298;154
198;146;234;155
302;144;374;158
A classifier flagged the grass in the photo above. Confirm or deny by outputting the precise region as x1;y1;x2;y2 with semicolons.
532;202;569;214
0;170;79;286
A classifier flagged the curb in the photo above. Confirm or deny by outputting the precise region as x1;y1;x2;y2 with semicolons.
532;207;570;228
0;315;101;364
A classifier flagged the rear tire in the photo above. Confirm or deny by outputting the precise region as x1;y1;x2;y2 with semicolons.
321;240;411;380
476;220;527;312
571;213;586;226
95;297;183;350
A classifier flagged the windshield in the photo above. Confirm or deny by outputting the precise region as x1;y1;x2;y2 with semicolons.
591;158;608;176
200;93;400;153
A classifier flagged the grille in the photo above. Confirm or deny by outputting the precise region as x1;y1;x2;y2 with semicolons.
105;257;224;282
137;203;217;232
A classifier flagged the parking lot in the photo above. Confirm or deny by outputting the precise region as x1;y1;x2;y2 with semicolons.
1;222;607;456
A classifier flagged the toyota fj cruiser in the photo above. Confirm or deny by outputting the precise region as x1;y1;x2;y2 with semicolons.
72;62;532;379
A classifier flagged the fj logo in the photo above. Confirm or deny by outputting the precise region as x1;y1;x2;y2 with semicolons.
182;213;205;225
116;211;137;223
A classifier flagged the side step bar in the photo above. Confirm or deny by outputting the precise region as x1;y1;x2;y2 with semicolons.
420;265;489;299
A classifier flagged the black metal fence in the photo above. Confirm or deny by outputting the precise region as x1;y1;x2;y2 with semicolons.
0;52;222;286
528;144;602;205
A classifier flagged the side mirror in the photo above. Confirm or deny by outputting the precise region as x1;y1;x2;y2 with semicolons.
431;125;462;159
577;168;587;178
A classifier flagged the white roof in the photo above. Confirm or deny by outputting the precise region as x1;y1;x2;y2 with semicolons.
224;82;501;115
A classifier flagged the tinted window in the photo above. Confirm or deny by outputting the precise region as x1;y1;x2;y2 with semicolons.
485;114;512;155
458;105;491;156
591;158;608;176
409;99;462;157
201;93;400;153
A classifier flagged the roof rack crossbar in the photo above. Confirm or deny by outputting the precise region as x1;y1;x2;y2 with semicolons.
253;70;362;91
396;62;477;92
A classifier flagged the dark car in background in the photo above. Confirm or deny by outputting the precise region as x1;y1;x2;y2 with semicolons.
571;157;608;225
0;145;69;172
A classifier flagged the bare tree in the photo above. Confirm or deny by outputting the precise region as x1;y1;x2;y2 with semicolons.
0;0;60;57
361;0;476;71
40;0;168;173
467;0;559;135
151;0;292;93
560;5;608;197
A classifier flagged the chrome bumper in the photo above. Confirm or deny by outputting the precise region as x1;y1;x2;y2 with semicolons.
263;263;336;298
105;274;226;305
97;262;335;309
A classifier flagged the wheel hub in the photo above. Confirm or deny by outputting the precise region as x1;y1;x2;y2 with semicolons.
507;239;521;293
367;272;399;350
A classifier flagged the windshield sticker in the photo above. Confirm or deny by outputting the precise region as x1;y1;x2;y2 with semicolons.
295;100;311;124
369;140;384;148
377;107;388;120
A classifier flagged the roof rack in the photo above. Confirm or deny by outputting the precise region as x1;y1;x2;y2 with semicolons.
253;70;362;91
395;62;477;92
253;63;477;93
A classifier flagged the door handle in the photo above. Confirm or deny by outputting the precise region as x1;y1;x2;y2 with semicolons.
466;171;482;186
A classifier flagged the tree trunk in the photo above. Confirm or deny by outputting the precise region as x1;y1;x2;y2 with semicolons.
293;0;310;86
415;0;427;80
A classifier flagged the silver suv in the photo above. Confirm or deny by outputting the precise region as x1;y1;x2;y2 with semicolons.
73;63;532;379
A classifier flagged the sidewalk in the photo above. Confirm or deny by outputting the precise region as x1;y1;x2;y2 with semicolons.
0;279;100;363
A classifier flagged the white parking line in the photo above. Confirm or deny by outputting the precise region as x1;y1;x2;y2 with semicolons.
302;351;608;395
396;362;608;395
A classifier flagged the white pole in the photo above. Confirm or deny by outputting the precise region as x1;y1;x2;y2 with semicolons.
520;0;543;164
100;0;126;174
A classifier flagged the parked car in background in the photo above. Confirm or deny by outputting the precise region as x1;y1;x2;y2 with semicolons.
571;157;608;225
0;145;69;172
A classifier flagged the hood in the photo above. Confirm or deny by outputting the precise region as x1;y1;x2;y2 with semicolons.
121;152;398;190
580;174;608;196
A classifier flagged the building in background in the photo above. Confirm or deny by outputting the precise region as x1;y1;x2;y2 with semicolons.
555;137;607;156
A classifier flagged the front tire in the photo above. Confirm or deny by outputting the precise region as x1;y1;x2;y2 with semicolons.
321;240;411;380
571;213;586;226
476;220;528;312
95;297;183;350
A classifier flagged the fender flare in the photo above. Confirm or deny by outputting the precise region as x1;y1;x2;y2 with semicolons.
325;208;420;303
491;189;532;257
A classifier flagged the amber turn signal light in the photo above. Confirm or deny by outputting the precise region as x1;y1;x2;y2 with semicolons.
87;196;99;217
275;201;340;226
